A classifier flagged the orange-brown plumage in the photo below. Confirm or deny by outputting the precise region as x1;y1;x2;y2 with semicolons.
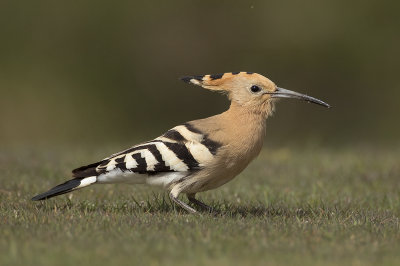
32;72;329;214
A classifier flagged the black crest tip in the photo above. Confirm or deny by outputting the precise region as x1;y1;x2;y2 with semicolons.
209;73;224;80
180;76;193;83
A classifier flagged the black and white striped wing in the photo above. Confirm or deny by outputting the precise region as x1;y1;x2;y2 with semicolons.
71;123;222;179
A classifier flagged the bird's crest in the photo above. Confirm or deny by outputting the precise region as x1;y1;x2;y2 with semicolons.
181;72;255;92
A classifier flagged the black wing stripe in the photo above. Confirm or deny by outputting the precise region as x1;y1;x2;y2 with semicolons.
130;153;147;173
183;123;222;155
163;142;199;170
115;156;127;171
145;145;173;172
183;123;202;134
200;138;221;155
163;130;186;142
72;161;103;178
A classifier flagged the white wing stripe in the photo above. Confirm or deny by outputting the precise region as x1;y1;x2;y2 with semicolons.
155;136;178;143
139;149;158;171
185;142;214;165
106;158;116;171
125;153;138;169
174;125;203;142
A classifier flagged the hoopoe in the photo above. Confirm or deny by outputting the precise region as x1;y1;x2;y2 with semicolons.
32;72;330;213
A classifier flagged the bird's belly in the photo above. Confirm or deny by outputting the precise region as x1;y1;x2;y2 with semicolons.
97;169;188;189
199;173;237;192
183;159;253;193
145;172;188;188
187;139;264;194
97;169;147;184
203;166;246;191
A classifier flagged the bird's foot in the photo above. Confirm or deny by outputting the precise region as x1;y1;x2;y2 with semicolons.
187;194;213;213
169;193;197;214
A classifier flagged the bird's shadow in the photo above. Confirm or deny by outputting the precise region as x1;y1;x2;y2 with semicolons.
195;204;313;218
32;192;319;219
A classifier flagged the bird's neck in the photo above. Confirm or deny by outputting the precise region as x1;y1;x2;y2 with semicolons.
191;101;272;146
221;102;268;132
217;101;270;149
202;101;269;171
226;101;274;121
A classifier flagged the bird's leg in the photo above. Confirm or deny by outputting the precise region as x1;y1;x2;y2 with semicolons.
187;193;213;212
169;192;197;214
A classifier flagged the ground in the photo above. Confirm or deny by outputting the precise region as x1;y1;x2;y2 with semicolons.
1;145;400;266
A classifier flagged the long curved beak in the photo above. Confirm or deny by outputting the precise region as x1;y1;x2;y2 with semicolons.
267;87;330;108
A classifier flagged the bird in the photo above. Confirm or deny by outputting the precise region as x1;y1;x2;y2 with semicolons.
32;72;330;213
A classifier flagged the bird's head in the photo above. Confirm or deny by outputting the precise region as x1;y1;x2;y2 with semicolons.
181;72;330;114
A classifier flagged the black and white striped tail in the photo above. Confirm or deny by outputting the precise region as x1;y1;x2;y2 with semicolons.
31;176;96;201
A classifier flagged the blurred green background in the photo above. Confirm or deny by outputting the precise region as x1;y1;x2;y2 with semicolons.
1;2;400;265
1;0;399;148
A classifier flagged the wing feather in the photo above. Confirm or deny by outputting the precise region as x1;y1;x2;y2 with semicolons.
72;122;221;178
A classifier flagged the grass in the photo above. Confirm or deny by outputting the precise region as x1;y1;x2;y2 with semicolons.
1;144;400;266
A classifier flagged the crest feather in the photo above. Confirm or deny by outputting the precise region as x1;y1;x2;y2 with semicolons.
180;72;251;91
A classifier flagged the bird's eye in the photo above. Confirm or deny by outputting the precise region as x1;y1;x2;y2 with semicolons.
250;85;262;93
